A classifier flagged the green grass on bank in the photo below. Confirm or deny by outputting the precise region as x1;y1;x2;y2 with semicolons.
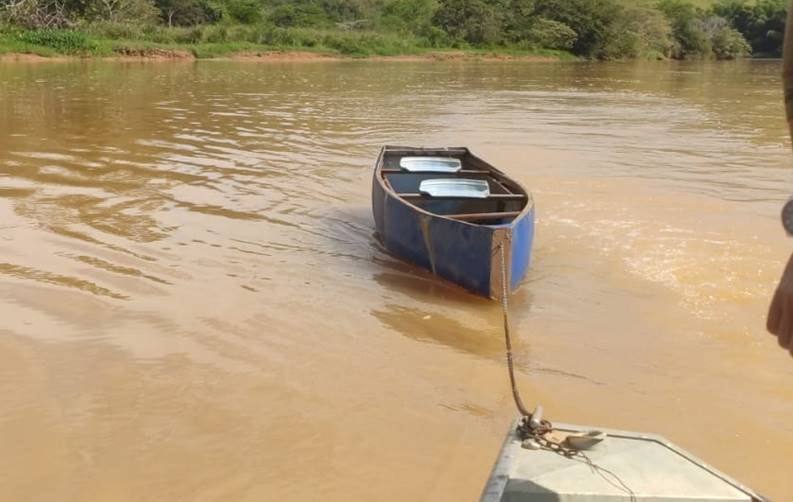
0;25;575;60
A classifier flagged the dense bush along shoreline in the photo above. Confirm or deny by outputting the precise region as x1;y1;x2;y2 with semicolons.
0;0;785;59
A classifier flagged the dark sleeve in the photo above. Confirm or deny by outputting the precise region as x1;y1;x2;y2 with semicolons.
783;0;793;120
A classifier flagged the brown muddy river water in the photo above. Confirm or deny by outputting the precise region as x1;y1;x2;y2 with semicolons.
0;59;792;501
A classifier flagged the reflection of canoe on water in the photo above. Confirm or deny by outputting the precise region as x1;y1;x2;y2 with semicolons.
371;146;534;299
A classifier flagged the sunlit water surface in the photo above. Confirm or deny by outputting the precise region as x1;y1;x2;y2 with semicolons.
0;59;792;500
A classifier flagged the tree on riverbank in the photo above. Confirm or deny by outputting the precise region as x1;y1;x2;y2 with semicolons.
0;0;782;58
712;0;786;56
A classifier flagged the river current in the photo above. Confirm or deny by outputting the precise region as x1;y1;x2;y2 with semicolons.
0;59;791;500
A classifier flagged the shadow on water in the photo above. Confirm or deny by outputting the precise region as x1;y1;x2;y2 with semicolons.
321;206;600;385
371;267;493;306
371;271;603;386
371;303;505;359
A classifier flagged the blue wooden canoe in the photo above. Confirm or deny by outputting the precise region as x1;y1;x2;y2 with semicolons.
371;146;534;299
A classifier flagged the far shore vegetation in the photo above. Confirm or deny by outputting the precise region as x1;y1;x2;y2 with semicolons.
0;0;786;60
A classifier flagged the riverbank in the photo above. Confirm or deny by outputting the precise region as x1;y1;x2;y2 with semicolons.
0;48;569;63
0;29;573;62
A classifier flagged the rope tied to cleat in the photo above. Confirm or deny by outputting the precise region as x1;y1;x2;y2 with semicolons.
496;240;636;500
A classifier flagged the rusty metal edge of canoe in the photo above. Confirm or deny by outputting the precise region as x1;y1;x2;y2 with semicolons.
371;145;535;300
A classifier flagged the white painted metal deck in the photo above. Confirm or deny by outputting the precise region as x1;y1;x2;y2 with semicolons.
481;421;766;502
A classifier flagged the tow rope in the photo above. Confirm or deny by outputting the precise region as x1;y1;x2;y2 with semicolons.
496;241;558;447
497;239;531;417
496;241;636;501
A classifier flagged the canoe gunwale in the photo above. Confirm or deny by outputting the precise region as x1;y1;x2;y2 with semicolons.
374;145;534;229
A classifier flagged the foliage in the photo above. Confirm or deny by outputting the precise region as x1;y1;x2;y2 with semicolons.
269;3;328;27
711;0;785;56
658;0;706;57
1;0;73;29
601;5;672;59
432;0;505;45
379;0;436;36
224;0;260;24
657;0;752;59
504;0;670;57
17;28;96;51
0;0;778;58
534;0;625;57
153;0;218;26
524;17;576;50
701;14;751;58
85;0;159;22
503;0;535;40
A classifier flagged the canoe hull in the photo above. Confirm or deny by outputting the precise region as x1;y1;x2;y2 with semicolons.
372;146;534;299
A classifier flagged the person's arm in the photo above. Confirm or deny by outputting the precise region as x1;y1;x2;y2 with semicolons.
767;252;793;353
766;1;793;355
